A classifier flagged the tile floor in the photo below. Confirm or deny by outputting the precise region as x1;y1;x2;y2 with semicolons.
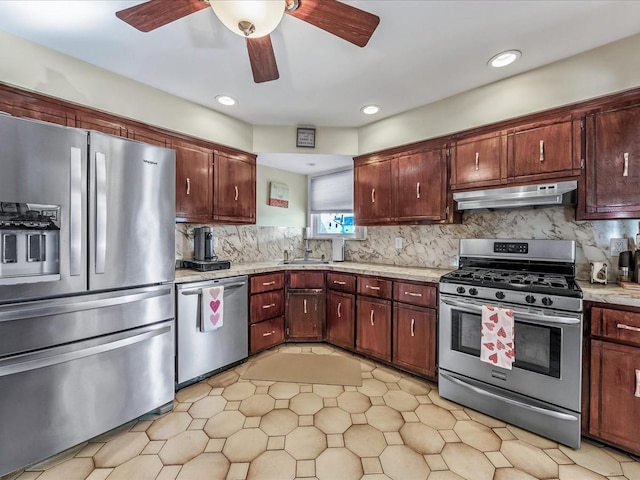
3;343;640;480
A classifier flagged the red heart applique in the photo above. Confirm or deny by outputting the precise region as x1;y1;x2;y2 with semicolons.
506;342;513;349
497;340;505;350
210;299;221;313
484;322;495;331
210;313;220;326
489;313;499;323
488;353;498;364
497;327;507;338
505;350;514;359
483;342;495;351
210;288;221;300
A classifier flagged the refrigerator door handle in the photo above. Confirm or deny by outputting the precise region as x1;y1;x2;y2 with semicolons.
0;323;171;376
0;286;171;323
69;147;83;276
95;152;107;274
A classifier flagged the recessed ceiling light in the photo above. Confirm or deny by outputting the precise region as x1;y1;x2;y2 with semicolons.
361;105;380;115
307;163;316;166
215;95;237;106
488;50;521;68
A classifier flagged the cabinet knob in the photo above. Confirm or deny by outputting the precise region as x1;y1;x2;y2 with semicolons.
623;152;629;177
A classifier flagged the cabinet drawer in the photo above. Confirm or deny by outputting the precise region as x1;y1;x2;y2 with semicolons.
592;307;640;347
327;272;356;293
357;276;392;300
393;281;437;308
288;271;325;289
250;316;285;354
250;290;284;324
250;273;284;294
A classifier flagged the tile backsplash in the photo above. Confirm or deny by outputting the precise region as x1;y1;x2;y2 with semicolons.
177;207;639;282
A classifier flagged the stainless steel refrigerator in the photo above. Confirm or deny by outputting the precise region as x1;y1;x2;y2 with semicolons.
0;114;176;476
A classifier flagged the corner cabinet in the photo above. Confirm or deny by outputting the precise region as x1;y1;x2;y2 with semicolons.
174;140;214;222
285;271;325;342
579;102;640;219
354;154;393;224
214;151;256;224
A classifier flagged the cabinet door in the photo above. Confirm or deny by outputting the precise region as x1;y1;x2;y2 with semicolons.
583;106;640;218
0;94;73;127
289;271;325;289
173;140;213;222
356;297;391;361
76;113;127;137
214;151;256;224
452;132;507;190
589;339;640;455
327;291;355;350
395;148;448;221
354;157;393;225
509;119;580;180
393;304;436;377
250;290;285;324
128;128;168;147
250;316;285;354
286;291;324;341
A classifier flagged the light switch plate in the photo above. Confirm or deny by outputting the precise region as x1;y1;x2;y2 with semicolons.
610;238;628;256
395;237;403;249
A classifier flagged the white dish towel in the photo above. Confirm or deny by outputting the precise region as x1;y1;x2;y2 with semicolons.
480;305;515;369
201;285;224;332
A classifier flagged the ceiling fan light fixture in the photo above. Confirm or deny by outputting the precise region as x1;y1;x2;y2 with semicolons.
361;105;380;115
488;50;522;68
215;95;237;106
210;0;285;38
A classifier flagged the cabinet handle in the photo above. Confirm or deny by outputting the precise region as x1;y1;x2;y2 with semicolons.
234;185;239;201
371;188;376;203
539;140;544;162
337;302;342;318
333;280;346;285
303;299;307;314
262;281;276;286
365;285;381;291
623;152;629;177
416;182;420;199
411;318;415;337
186;178;191;195
404;291;423;297
636;370;640;398
262;331;275;337
475;152;479;171
617;323;640;333
370;309;375;326
262;303;276;309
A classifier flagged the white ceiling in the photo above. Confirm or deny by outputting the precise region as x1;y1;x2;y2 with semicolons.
1;0;640;174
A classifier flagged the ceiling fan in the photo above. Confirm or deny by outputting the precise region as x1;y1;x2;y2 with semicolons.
115;0;380;83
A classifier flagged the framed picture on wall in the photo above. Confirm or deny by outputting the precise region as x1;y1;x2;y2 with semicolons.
296;127;316;148
268;181;289;208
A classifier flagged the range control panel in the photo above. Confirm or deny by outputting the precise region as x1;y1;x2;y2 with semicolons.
493;242;528;254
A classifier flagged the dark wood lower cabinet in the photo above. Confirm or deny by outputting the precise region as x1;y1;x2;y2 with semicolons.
286;290;324;341
392;303;437;378
249;316;285;354
356;297;391;362
326;290;355;350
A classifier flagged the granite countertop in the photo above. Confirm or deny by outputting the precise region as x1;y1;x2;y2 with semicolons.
175;261;640;307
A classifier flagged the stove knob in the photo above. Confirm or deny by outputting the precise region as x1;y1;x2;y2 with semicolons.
495;291;505;300
525;295;536;304
469;288;478;296
456;286;466;294
542;297;553;306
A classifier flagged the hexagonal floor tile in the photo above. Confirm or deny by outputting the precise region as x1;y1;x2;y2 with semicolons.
428;389;463;410
344;424;386;457
146;412;192;441
358;379;389;397
175;382;211;403
260;409;299;436
239;394;275;417
158;430;208;465
365;405;404;432
222;381;256;401
337;391;371;414
415;404;457;430
247;450;296;480
500;440;559;479
379;445;431;480
188;396;227;419
371;366;403;384
558;441;624;477
400;422;445;455
382;390;419;412
314;407;352;434
441;443;496;480
93;432;149;468
506;425;557;449
312;384;344;398
397;377;432;396
97;455;162;480
285;426;327;460
453;420;502;452
268;382;300;400
207;369;240;388
289;392;324;416
203;410;246;439
35;458;94;480
176;453;229;480
223;428;268;463
316;447;363;480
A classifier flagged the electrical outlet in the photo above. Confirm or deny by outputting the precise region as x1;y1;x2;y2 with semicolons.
610;238;628;256
395;237;403;249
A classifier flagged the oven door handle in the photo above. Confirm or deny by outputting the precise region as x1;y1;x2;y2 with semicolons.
440;298;581;326
440;372;579;422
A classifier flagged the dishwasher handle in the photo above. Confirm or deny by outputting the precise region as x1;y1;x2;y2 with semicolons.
180;282;246;296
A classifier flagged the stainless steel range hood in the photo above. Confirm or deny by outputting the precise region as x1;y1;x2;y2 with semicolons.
453;180;577;211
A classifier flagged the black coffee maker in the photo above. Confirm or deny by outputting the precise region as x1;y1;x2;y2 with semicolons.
194;226;216;261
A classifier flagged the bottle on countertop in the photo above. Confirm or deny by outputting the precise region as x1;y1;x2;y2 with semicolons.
283;249;289;262
636;221;640;251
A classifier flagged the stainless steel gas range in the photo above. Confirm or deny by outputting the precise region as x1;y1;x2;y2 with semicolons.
438;239;583;448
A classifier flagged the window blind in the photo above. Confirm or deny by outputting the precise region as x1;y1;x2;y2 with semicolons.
309;168;353;213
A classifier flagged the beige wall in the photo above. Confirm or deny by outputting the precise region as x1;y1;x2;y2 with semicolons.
256;165;307;227
253;125;359;156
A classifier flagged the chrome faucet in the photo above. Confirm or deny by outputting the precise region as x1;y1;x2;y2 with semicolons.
303;228;312;261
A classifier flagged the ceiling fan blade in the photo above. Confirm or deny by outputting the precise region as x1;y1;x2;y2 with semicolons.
115;0;210;32
246;36;280;83
286;0;380;47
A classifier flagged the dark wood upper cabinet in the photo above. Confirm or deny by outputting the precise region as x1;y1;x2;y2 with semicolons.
128;128;169;147
214;151;256;224
451;131;507;190
354;155;393;225
580;103;640;219
75;113;128;137
173;140;213;222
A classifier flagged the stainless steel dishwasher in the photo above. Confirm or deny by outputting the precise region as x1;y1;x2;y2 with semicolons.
176;275;248;387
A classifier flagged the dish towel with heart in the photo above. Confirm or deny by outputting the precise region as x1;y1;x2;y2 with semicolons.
201;285;224;332
481;305;515;369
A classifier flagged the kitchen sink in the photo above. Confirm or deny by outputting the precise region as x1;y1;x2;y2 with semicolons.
279;258;330;265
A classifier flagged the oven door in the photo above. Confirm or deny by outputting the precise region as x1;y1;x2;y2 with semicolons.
438;293;582;412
